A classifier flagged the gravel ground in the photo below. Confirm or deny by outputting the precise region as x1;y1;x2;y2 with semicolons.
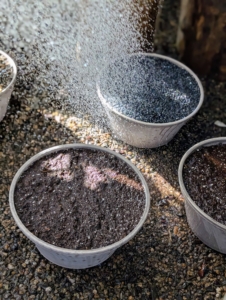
1;1;226;299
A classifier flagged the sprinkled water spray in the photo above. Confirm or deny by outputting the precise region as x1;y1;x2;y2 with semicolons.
0;0;159;128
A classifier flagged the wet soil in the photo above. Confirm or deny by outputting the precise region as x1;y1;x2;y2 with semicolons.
183;144;226;224
14;148;145;250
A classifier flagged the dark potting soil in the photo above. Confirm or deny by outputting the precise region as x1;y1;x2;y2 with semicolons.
14;149;146;250
100;55;200;123
183;144;226;225
0;53;13;92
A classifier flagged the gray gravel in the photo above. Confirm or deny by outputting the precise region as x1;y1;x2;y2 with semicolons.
100;55;200;123
1;1;226;300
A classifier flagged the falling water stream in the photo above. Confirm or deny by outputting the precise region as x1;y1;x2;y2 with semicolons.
0;0;158;128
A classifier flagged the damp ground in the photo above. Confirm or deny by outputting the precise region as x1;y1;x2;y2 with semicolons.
1;0;226;300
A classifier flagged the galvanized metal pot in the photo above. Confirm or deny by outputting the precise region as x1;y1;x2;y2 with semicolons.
9;144;150;269
97;53;204;148
178;137;226;254
0;50;17;122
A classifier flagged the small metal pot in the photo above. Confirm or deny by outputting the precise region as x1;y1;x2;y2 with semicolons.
97;53;204;148
0;50;17;122
9;144;150;269
178;137;226;253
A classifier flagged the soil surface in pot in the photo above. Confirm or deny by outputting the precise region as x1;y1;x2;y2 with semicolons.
14;149;146;249
0;53;13;92
100;55;200;123
183;144;226;224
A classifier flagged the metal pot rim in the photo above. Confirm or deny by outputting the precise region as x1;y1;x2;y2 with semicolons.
0;50;17;95
97;52;204;127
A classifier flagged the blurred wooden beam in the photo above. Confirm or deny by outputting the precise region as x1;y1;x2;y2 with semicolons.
177;0;226;80
135;0;162;51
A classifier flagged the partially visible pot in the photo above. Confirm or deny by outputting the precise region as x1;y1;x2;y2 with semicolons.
9;144;150;269
178;137;226;253
97;53;204;148
0;50;17;122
